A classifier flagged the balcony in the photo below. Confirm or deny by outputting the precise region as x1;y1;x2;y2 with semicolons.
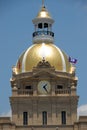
33;31;54;37
18;89;33;95
55;89;70;95
12;89;71;96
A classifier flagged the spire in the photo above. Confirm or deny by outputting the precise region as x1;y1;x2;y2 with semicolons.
42;0;45;7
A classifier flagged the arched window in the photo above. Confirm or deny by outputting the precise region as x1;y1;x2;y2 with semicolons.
23;112;28;125
61;111;66;124
57;85;63;89
42;111;47;125
44;23;48;28
25;86;32;89
38;23;42;29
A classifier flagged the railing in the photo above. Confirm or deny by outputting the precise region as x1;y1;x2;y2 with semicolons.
16;89;70;96
18;89;33;95
33;31;54;37
55;89;70;95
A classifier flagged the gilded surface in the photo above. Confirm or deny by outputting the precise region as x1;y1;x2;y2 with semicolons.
36;6;52;18
16;43;71;74
62;51;72;72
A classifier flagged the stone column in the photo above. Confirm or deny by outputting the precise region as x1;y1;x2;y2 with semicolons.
51;82;55;96
33;82;37;96
71;83;76;96
12;84;17;96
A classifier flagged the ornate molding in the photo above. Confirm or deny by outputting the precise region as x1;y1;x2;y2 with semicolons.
36;57;52;68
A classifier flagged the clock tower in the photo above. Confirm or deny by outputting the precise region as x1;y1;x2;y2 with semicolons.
10;1;79;129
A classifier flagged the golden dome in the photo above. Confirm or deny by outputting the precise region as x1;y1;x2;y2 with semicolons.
36;6;52;19
16;43;72;74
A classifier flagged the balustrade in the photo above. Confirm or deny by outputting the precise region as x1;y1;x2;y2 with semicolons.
16;89;70;96
18;89;33;95
55;89;70;95
33;31;54;37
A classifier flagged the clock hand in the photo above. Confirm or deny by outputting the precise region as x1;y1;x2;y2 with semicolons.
43;84;48;93
43;84;47;88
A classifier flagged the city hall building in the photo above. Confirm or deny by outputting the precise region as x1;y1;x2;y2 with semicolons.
0;1;87;130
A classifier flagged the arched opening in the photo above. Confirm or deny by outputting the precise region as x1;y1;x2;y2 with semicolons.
25;86;32;89
42;111;47;125
38;23;42;29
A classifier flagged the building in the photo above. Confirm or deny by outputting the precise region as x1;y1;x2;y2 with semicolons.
0;1;87;130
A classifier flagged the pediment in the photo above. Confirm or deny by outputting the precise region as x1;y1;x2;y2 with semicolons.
32;69;58;79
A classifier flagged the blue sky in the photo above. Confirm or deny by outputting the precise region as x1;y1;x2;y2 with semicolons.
0;0;87;116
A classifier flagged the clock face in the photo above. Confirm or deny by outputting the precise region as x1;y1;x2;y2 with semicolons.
37;80;51;95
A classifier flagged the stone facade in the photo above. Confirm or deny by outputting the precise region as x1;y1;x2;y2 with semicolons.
0;116;87;130
0;2;87;130
0;63;87;130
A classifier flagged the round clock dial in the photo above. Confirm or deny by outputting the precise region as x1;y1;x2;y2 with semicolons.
38;80;51;95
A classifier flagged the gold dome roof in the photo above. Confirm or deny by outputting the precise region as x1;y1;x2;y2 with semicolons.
36;6;52;19
16;43;72;74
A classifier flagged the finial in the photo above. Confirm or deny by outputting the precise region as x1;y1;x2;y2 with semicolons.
42;0;45;7
42;57;45;62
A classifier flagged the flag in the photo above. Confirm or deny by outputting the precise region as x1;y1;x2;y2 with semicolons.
18;60;21;69
69;56;77;64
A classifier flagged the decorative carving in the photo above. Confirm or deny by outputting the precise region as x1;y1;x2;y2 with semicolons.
36;57;52;68
12;66;18;76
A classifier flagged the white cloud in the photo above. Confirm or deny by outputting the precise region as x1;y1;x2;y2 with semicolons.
0;110;12;117
78;104;87;116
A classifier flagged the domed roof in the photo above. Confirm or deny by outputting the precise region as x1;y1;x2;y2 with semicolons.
16;43;72;74
36;6;52;19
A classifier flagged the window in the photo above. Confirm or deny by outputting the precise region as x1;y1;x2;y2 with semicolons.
44;23;48;28
38;23;42;29
61;111;66;124
25;86;32;89
42;111;47;125
57;85;63;89
23;112;28;125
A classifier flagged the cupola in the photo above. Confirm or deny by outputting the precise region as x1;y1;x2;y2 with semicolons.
32;4;54;43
